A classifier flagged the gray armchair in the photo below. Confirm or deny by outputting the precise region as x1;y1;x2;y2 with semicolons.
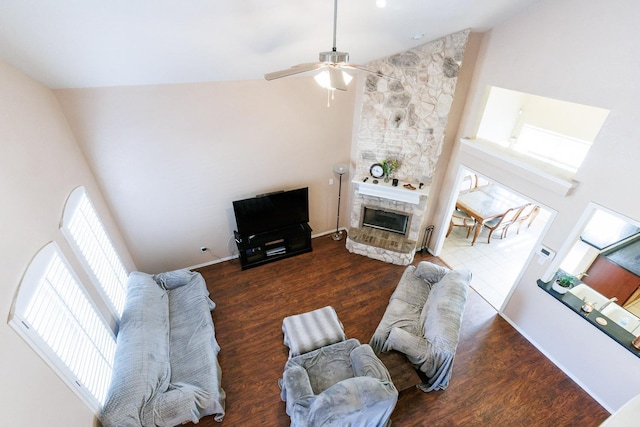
280;338;398;426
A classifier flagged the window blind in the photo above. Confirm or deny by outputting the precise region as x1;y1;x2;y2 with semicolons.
21;248;116;406
64;189;128;316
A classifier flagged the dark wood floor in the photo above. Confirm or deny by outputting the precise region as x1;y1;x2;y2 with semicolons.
193;234;609;426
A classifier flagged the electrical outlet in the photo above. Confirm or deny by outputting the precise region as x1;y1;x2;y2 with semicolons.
329;178;334;185
200;247;208;253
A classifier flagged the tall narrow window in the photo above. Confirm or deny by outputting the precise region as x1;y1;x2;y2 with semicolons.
62;187;128;316
9;243;116;411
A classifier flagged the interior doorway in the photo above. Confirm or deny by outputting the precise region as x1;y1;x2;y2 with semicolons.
438;168;552;311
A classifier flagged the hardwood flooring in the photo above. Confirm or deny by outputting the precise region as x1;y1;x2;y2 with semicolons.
193;235;609;426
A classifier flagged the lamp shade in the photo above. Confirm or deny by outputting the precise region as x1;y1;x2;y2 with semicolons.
333;163;349;176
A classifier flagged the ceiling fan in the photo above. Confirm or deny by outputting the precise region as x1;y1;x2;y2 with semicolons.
264;0;397;91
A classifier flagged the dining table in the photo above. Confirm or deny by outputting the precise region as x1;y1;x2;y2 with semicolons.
456;184;529;245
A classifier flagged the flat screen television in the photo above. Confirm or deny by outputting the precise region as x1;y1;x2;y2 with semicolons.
233;187;309;236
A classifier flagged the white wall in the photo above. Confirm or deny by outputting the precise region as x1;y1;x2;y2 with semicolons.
436;0;640;412
0;62;134;426
55;79;355;273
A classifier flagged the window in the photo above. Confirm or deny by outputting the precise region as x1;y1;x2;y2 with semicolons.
62;187;128;317
513;124;591;172
476;86;609;174
9;243;116;411
9;187;129;413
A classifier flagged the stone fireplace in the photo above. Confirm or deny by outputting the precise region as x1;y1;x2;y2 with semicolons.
345;30;469;265
346;179;429;265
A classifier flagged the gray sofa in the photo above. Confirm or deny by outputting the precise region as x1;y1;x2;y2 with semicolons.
370;261;471;392
101;269;225;426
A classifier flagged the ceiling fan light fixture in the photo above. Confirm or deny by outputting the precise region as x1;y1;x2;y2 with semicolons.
314;68;353;91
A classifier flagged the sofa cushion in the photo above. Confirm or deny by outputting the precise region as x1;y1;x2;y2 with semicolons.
422;269;471;346
414;261;450;285
417;264;451;328
162;270;225;423
370;264;438;353
285;339;361;395
101;272;170;427
307;376;397;427
389;265;429;308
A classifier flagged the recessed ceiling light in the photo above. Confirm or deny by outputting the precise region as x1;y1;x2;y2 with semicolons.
412;33;424;40
376;0;386;8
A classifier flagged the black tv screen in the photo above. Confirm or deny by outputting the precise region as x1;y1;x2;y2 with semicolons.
233;187;309;236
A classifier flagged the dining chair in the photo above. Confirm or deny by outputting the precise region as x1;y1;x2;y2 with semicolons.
514;203;540;234
446;208;476;238
458;174;478;192
482;206;524;243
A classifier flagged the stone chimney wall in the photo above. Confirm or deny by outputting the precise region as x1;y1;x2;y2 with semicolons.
353;29;470;185
346;30;470;265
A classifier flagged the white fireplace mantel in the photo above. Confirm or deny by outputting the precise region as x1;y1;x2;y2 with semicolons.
353;177;429;204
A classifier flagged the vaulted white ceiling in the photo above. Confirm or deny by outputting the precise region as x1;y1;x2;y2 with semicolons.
0;0;540;89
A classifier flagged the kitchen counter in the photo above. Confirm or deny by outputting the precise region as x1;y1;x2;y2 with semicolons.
538;275;640;358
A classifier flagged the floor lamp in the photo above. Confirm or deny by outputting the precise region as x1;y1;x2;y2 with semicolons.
332;163;349;241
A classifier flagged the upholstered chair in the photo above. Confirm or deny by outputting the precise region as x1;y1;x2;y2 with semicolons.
280;338;398;426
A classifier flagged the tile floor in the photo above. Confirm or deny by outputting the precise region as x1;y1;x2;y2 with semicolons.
439;208;551;311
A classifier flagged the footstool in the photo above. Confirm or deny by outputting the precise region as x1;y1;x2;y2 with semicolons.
282;305;347;358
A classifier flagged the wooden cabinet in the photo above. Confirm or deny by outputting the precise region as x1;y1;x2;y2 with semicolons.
583;255;640;304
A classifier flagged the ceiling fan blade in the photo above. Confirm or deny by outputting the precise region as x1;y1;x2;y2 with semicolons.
328;66;348;91
264;63;324;81
342;64;401;82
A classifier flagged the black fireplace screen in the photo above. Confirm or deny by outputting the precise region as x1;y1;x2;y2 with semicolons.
362;207;409;235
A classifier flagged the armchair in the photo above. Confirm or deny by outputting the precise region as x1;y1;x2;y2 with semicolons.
280;338;398;426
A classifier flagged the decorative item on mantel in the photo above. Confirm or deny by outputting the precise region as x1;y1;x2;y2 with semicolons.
354;176;429;205
381;159;399;183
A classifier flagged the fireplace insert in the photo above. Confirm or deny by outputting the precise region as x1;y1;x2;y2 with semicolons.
362;207;409;235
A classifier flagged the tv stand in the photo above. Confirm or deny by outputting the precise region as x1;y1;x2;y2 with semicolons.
234;223;312;270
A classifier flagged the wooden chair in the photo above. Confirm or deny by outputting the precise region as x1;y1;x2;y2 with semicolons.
447;208;476;238
514;203;540;234
458;174;477;192
482;206;524;243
